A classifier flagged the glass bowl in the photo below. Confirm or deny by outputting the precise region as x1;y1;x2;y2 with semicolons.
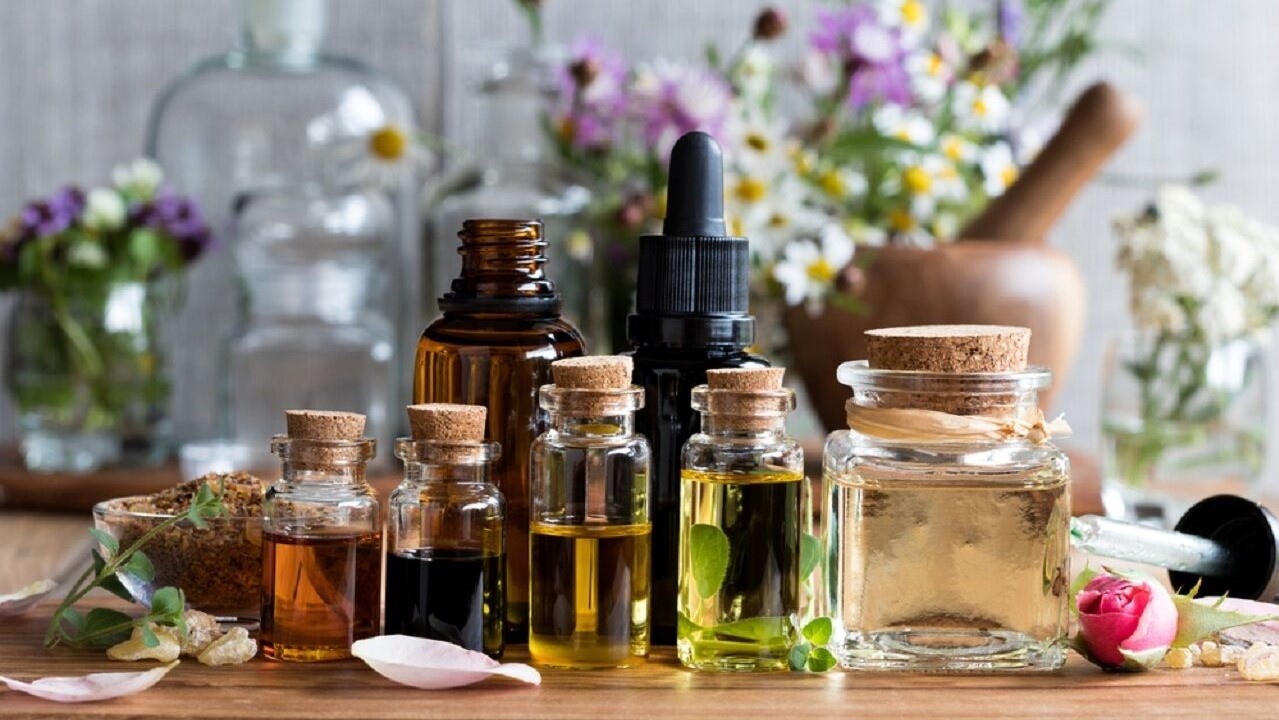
92;498;262;618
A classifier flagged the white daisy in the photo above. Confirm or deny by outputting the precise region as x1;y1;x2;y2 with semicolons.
872;105;936;146
980;142;1019;197
83;187;126;231
953;81;1011;133
112;158;163;201
771;224;855;308
877;0;929;46
906;51;951;105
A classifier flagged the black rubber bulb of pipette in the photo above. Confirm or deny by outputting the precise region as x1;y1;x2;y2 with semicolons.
663;131;727;238
1168;495;1279;601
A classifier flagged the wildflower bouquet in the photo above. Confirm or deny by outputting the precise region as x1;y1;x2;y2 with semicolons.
1103;186;1278;504
0;160;213;470
544;0;1109;340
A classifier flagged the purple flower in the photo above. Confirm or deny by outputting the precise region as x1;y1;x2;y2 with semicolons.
133;190;214;261
19;186;84;238
998;0;1024;48
810;6;913;110
629;59;733;160
555;37;629;151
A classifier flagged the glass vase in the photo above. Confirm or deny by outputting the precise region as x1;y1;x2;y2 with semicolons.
5;280;176;472
1101;331;1268;526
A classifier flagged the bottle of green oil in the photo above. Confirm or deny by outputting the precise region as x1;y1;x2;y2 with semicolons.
678;367;806;672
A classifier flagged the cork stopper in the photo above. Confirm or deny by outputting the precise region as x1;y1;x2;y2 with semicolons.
280;410;372;467
407;403;487;442
706;367;785;391
701;367;791;430
552;355;633;390
865;325;1030;373
285;410;366;441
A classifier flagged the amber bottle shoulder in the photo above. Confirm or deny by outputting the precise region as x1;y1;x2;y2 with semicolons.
419;313;586;353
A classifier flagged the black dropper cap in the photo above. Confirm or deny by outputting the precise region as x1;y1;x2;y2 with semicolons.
628;131;754;347
1169;495;1279;602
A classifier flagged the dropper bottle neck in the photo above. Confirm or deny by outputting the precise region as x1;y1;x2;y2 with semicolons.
236;0;328;65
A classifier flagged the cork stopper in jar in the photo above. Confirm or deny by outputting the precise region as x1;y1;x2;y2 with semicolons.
865;325;1030;373
407;403;487;442
702;367;791;430
546;355;641;416
552;355;633;390
279;410;372;467
862;325;1032;415
285;410;366;441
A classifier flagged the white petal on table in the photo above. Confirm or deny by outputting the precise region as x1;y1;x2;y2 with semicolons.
352;635;541;690
0;579;57;617
0;661;178;703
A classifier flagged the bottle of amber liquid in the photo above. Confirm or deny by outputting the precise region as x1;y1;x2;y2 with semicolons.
261;410;382;662
386;403;505;658
529;356;651;669
678;368;805;672
414;219;586;642
628;132;768;645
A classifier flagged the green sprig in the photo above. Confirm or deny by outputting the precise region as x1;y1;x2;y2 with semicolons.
44;483;226;649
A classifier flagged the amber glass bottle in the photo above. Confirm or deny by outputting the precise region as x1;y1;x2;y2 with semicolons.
414;219;586;641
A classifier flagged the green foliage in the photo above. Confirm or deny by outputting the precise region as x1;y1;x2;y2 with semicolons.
45;484;226;649
789;617;838;673
688;523;731;599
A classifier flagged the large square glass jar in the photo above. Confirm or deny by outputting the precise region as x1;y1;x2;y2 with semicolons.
823;361;1070;672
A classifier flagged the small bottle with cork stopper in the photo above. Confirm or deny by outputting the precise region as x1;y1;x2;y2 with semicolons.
678;367;805;672
261;410;382;662
529;355;651;669
386;403;505;658
825;326;1071;672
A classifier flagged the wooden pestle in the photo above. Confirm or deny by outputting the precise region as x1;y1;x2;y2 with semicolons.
959;81;1142;244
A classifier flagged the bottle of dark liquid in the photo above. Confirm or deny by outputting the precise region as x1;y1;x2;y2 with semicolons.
529;356;651;668
414;219;586;641
261;410;382;662
627;132;768;645
386;403;505;658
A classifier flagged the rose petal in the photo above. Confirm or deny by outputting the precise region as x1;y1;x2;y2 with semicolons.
1119;580;1178;655
0;580;57;618
351;635;540;690
1078;612;1142;666
0;661;177;703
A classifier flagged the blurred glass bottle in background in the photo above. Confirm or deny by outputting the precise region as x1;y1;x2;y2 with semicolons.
146;0;421;453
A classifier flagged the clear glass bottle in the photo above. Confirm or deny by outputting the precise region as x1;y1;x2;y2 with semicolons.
414;219;586;641
260;410;382;662
529;357;651;669
678;368;805;672
146;0;420;442
386;404;505;658
228;188;395;469
824;362;1071;672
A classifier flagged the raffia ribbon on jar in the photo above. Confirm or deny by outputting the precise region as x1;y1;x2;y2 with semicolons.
845;404;1072;444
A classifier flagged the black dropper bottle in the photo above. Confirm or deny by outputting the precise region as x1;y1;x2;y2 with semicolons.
627;131;768;645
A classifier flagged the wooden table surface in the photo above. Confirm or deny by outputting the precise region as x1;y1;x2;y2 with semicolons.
0;600;1275;719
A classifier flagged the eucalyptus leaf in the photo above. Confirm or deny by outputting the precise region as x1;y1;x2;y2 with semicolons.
802;617;833;647
689;523;730;599
806;647;838;672
140;623;159;648
89;528;119;556
800;534;822;582
788;642;811;671
706;616;789;642
124;551;155;583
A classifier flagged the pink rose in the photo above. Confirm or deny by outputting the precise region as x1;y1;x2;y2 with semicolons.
1075;572;1178;670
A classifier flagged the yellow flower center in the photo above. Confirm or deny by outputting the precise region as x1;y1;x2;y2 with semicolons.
1001;165;1019;187
927;53;944;77
369;125;408;162
901;0;926;27
793;152;815;176
942;137;963;160
889;208;917;231
768;212;789;228
734;177;768;204
820;170;847;198
895;128;912;142
807;257;836;283
903;166;932;194
729;216;745;237
746;132;770;152
972;96;989;117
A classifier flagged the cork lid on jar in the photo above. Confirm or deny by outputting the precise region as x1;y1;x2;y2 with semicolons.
275;409;375;466
865;325;1030;373
543;356;643;415
400;403;497;465
697;367;794;430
